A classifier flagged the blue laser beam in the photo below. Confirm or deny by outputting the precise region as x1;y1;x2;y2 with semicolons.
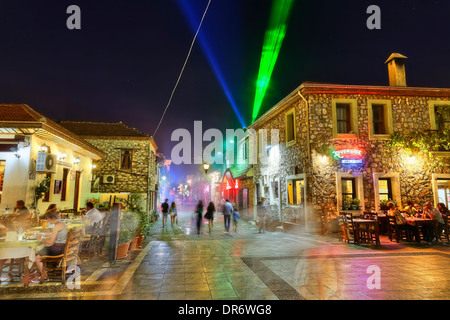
176;0;247;128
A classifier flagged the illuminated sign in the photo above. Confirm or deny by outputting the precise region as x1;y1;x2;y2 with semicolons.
341;159;363;164
332;148;364;166
332;149;363;159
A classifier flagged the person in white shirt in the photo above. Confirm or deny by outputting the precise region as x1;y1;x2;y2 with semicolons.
82;202;104;233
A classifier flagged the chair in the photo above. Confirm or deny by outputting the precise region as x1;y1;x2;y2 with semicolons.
41;229;82;284
387;215;410;243
83;214;110;256
337;214;348;242
344;212;356;244
80;221;102;256
437;215;449;242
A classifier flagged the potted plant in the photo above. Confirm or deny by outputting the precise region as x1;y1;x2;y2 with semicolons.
116;229;132;259
380;199;389;210
343;197;352;210
136;210;150;248
351;198;360;211
121;193;149;249
32;177;51;210
120;212;140;251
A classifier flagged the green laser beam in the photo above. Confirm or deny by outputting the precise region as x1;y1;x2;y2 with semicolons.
252;0;295;123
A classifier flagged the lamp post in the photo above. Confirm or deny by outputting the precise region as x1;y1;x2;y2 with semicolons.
202;162;210;174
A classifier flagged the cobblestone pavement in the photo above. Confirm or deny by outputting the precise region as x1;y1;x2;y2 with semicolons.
1;205;450;300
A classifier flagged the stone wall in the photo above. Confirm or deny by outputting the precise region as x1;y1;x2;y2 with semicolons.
85;138;158;195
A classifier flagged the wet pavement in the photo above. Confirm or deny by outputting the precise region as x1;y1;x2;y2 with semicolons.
1;205;450;300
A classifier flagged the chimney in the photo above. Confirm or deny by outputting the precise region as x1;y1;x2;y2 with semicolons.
385;53;407;87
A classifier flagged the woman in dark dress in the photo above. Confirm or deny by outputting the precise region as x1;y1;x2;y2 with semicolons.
195;200;203;234
205;202;215;233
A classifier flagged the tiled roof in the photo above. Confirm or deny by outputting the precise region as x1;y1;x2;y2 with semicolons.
0;104;104;158
58;121;151;138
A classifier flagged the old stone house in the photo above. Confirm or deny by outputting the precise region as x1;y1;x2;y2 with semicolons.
248;53;450;230
59;121;159;212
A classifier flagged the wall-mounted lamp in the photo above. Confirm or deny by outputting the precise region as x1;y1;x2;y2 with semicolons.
57;153;67;161
40;144;49;152
73;157;81;165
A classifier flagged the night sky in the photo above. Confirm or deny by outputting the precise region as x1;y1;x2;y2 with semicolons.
0;0;449;182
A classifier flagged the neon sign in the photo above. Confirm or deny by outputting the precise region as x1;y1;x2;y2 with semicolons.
332;148;364;165
332;149;363;159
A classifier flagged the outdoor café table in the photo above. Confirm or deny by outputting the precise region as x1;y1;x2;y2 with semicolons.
405;217;438;243
352;218;380;245
0;238;44;287
29;220;85;237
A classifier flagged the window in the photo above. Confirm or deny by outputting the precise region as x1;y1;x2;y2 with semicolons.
332;99;358;138
285;109;296;145
61;168;69;201
243;137;249;162
378;178;393;202
434;106;450;131
437;179;450;208
372;104;386;134
429;101;450;131
336;104;352;134
341;178;356;203
368;100;393;139
120;149;133;170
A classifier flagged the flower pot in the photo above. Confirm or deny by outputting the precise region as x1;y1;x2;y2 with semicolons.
116;241;131;259
136;234;144;248
351;205;358;210
129;236;139;251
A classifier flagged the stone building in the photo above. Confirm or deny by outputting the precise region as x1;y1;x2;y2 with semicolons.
248;53;450;230
59;121;160;212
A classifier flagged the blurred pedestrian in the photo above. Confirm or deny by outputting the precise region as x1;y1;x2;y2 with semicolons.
223;199;233;233
195;200;203;234
169;202;178;228
205;202;215;233
232;206;240;233
257;202;267;234
161;199;169;228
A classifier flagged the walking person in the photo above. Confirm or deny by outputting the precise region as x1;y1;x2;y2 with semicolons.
232;206;240;233
257;202;267;233
195;200;204;234
161;199;169;228
169;202;178;228
205;202;215;233
223;199;233;233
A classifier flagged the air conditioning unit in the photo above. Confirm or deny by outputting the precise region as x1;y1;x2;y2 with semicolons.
103;175;115;184
36;152;57;173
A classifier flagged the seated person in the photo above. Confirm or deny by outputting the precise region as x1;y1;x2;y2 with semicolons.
403;201;418;217
33;211;67;283
422;202;445;242
81;202;104;233
11;200;31;229
388;202;418;241
40;204;59;221
437;203;449;217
